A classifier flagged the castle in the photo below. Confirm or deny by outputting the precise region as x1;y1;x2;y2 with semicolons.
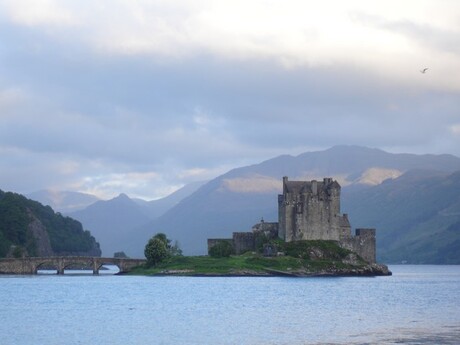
208;177;377;263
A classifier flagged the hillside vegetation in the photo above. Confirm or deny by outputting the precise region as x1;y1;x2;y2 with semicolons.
343;170;460;264
0;190;101;257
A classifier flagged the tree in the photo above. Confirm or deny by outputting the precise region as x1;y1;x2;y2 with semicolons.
209;241;234;258
114;251;128;258
152;233;171;249
144;233;182;266
144;237;169;266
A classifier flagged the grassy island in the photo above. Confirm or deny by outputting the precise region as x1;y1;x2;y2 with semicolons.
129;240;391;277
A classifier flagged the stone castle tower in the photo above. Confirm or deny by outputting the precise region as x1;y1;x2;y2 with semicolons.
208;176;377;263
278;177;351;242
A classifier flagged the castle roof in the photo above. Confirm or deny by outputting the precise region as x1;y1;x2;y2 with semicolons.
330;180;341;189
284;181;309;194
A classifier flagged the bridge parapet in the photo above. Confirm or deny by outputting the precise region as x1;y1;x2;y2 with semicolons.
0;257;146;275
0;257;36;275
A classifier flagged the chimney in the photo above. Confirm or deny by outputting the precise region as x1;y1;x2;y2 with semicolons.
283;176;288;194
311;180;317;195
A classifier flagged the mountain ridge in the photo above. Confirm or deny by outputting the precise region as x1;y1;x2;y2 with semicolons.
70;193;153;256
131;146;460;260
69;181;207;256
27;190;100;213
20;146;460;263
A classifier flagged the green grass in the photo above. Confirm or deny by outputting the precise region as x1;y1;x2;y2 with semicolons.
127;241;370;276
130;255;288;275
129;246;366;276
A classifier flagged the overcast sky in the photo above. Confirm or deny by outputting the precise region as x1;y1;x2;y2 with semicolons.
1;0;459;200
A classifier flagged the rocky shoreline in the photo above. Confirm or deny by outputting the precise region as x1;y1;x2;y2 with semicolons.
152;263;392;277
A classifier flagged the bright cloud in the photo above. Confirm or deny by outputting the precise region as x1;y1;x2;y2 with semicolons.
1;0;77;27
0;0;459;199
1;0;459;91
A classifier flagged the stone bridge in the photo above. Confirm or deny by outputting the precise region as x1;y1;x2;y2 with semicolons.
0;257;146;275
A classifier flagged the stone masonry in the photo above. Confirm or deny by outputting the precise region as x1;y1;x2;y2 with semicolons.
0;257;146;275
278;177;351;241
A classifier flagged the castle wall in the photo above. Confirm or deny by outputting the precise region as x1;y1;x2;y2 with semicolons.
232;232;255;255
278;195;286;240
251;222;279;239
339;228;376;263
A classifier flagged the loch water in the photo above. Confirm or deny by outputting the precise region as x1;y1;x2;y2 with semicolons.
1;265;459;345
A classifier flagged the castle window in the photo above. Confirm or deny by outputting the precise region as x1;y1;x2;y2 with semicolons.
296;203;303;214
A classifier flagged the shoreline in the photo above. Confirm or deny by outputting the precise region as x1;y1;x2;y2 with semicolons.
131;263;392;277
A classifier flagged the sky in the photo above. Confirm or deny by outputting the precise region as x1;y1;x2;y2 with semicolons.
0;0;459;200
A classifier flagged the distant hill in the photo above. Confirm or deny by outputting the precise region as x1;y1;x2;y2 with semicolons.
69;181;206;257
132;181;207;218
342;170;460;264
27;190;100;213
70;193;152;257
0;190;101;257
130;146;460;261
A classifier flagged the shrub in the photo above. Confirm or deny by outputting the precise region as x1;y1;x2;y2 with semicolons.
209;241;234;258
283;240;351;260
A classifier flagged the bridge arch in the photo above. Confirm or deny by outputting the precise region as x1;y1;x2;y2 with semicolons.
35;259;60;274
93;258;121;275
93;258;139;274
62;257;94;274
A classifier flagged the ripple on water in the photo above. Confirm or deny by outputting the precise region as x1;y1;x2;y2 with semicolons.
0;265;459;345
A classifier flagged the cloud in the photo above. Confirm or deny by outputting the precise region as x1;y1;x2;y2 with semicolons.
2;1;459;91
79;171;161;200
1;0;77;27
0;1;459;199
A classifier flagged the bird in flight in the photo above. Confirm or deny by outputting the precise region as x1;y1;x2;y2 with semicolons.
420;68;428;73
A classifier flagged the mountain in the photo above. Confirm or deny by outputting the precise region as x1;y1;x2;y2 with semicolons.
0;190;101;257
70;193;153;257
130;146;460;260
221;145;460;186
133;180;207;218
69;182;207;257
342;170;460;264
27;190;100;213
